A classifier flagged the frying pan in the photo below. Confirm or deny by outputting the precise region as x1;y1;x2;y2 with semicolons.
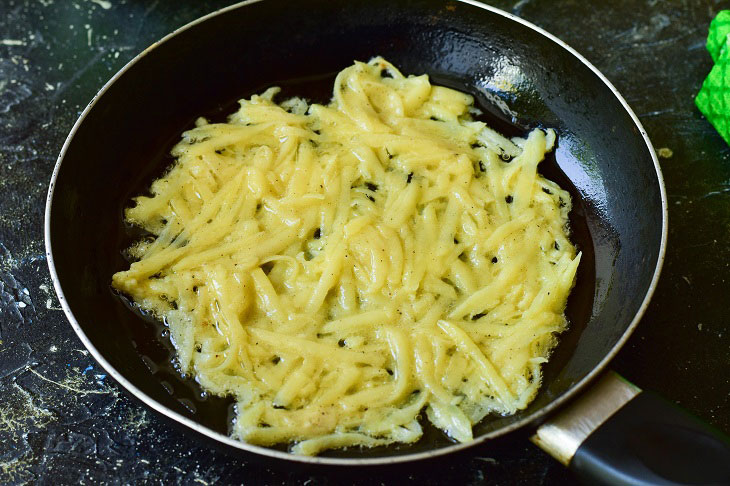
44;0;730;483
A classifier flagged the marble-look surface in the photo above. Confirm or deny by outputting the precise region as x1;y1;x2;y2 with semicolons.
0;0;728;484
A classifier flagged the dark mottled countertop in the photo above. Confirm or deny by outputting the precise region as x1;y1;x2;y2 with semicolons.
1;0;728;484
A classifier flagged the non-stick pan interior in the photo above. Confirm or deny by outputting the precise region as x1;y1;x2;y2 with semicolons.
48;0;664;459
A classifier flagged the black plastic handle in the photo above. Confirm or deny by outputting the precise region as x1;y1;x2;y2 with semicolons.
570;390;730;486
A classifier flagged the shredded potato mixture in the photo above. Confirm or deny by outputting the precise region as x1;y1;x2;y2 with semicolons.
112;58;580;455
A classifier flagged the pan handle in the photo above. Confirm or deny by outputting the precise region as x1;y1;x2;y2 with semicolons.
531;371;730;486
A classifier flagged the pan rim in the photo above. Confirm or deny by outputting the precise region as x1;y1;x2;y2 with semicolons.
44;0;669;466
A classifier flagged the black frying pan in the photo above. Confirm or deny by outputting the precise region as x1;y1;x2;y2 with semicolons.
44;0;730;483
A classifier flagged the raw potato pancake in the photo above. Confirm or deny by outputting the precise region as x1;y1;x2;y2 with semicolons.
112;58;580;455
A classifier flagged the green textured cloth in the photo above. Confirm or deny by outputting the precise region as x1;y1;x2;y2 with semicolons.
706;11;730;62
696;11;730;145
